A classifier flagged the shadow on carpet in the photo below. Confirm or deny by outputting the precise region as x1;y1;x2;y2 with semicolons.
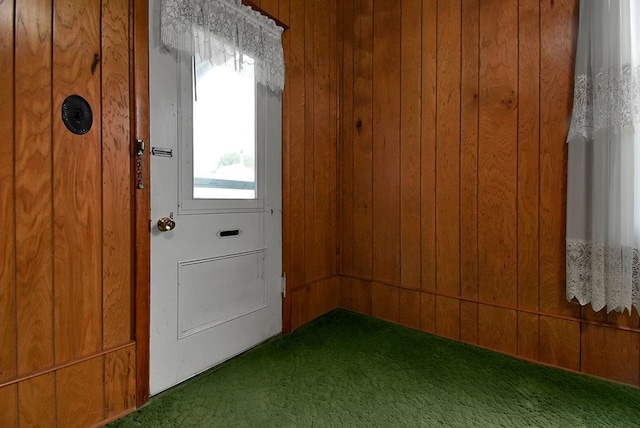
109;310;640;427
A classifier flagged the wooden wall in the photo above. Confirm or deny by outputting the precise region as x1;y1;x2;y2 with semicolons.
245;0;342;332
339;0;640;387
0;0;137;426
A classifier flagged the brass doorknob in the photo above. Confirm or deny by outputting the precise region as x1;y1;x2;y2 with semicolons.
157;217;176;232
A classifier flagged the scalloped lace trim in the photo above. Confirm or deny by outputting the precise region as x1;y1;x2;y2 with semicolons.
566;239;640;313
568;63;640;140
161;0;285;93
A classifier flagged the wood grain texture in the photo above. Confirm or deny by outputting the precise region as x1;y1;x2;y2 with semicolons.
372;282;400;324
303;0;315;284
105;345;136;419
420;0;437;292
400;0;422;290
53;0;103;363
478;305;517;355
460;0;479;299
15;0;55;375
517;0;540;312
291;277;340;330
517;312;539;361
133;0;151;406
312;0;336;281
340;0;354;278
420;293;436;334
581;324;640;385
341;277;372;315
102;0;132;348
539;0;579;316
0;0;16;384
0;384;17;428
435;0;461;296
460;301;478;345
18;373;55;427
478;0;518;305
287;0;306;291
56;356;104;428
399;289;421;330
539;316;580;371
436;296;460;340
352;0;373;279
372;0;401;285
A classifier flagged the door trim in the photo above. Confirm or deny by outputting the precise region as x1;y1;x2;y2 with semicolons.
132;0;151;408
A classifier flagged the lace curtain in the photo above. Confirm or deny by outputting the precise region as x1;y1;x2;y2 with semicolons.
160;0;285;93
566;0;640;313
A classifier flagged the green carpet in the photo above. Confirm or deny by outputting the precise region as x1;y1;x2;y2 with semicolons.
110;310;640;427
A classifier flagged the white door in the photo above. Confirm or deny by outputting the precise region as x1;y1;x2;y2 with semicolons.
148;0;282;395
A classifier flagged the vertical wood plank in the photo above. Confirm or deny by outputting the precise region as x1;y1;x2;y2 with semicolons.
421;0;437;292
539;315;580;371
288;0;306;290
0;385;17;428
0;0;16;384
329;0;338;278
460;301;478;345
340;276;354;310
435;0;461;296
259;0;279;19
280;0;292;332
460;0;479;299
581;324;640;386
420;293;436;334
18;373;56;427
304;0;316;284
291;286;310;331
102;0;132;348
53;0;103;363
478;0;518;305
436;296;460;340
351;278;372;315
400;0;422;289
478;305;517;355
15;0;55;375
372;0;401;285
56;356;104;428
312;0;335;280
517;0;540;312
372;282;399;324
518;312;539;361
539;0;579;316
399;288;421;330
340;0;355;277
105;345;137;418
352;0;373;279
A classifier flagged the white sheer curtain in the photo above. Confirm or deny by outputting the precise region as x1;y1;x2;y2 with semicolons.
160;0;285;93
566;0;640;313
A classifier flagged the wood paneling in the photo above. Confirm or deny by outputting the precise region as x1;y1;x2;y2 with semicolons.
336;0;640;387
435;0;461;297
0;0;16;384
3;0;140;425
53;0;103;363
102;0;132;348
56;357;104;427
291;277;340;331
15;0;54;377
0;385;17;428
105;345;137;419
400;0;422;290
18;373;55;427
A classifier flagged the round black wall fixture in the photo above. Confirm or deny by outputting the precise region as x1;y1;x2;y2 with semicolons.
61;95;93;135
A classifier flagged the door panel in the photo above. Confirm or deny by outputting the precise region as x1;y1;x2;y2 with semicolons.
149;0;283;395
0;0;138;425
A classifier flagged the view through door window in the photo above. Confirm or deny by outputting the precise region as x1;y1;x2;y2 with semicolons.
192;53;256;199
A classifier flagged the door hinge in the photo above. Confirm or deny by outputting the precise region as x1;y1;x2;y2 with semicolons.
281;272;287;298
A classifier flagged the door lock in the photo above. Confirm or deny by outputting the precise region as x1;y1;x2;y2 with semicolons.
157;217;176;232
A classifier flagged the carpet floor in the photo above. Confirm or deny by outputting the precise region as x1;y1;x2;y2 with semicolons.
109;310;640;427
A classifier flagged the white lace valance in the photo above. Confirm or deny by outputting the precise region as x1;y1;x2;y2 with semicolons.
161;0;285;93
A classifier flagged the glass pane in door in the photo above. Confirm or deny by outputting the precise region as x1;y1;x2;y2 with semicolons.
192;53;256;199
